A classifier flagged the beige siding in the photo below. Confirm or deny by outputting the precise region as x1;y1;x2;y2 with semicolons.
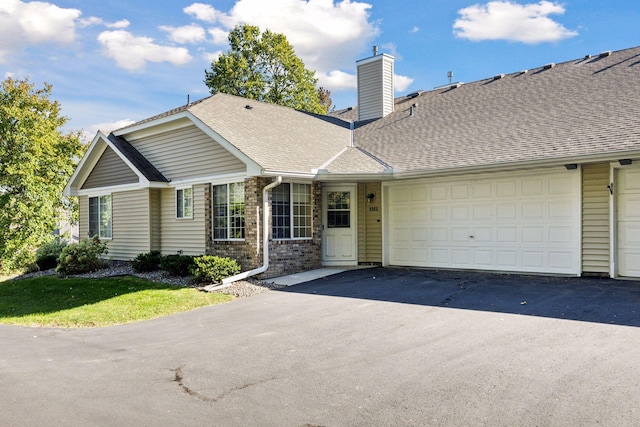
150;189;161;251
357;182;383;263
357;55;394;121
582;163;610;274
78;195;88;240
160;184;206;256
108;189;151;260
82;147;138;189
130;125;245;181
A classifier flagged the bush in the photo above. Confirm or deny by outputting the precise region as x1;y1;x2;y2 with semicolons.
132;250;162;272
191;255;241;284
35;238;68;271
56;236;109;276
160;254;195;277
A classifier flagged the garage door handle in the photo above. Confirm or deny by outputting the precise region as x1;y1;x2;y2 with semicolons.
469;235;474;239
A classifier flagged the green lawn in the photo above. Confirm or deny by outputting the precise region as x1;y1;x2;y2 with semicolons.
0;275;233;328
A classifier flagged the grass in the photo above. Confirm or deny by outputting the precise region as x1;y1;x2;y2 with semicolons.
0;275;233;328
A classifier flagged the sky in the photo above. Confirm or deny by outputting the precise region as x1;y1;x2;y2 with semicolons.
1;0;639;141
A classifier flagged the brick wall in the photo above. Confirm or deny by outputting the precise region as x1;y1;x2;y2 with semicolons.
206;178;322;279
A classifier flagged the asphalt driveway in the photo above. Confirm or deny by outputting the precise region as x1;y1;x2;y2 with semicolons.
1;268;640;426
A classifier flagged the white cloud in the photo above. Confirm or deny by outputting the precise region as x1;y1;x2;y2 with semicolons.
200;0;380;74
208;28;229;45
184;3;221;23
453;1;578;44
0;0;81;61
203;50;223;63
160;24;206;44
394;74;414;92
97;30;193;71
410;26;420;33
318;70;357;91
106;19;131;29
78;16;103;27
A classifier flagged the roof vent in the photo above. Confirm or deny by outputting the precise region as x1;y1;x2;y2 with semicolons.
544;63;556;70
245;105;253;110
493;74;505;80
584;54;593;59
519;69;528;75
407;90;423;99
599;50;612;58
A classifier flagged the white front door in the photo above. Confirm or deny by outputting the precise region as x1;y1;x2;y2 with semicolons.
322;184;357;265
616;167;640;278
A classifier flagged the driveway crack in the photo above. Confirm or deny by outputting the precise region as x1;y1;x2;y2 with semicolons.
172;365;276;403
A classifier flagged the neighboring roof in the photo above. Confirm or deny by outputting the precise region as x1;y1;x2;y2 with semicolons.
107;134;169;183
354;46;640;173
185;94;352;174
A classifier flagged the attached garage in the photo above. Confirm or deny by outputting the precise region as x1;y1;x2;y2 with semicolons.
385;169;581;275
616;167;640;278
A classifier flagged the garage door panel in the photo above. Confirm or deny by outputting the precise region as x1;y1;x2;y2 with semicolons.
616;168;640;278
387;170;580;275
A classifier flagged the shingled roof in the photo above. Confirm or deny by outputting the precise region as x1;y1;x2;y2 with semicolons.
352;46;640;174
107;133;169;183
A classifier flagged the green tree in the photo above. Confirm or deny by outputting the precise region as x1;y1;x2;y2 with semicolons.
205;24;329;114
0;78;84;272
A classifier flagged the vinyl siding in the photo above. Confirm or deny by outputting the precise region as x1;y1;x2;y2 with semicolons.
582;163;610;274
130;125;245;181
78;195;88;240
150;189;161;252
357;182;382;263
160;184;206;255
108;189;151;260
81;146;138;189
357;55;394;121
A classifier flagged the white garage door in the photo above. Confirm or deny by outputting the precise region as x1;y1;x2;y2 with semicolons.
387;170;580;275
617;167;640;278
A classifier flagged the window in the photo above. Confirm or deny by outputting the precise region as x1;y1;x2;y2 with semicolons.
272;183;312;239
176;187;193;219
213;182;245;240
88;195;112;239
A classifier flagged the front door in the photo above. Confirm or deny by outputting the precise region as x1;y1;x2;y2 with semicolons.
322;184;357;265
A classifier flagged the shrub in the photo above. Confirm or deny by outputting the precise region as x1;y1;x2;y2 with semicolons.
132;250;162;272
35;238;68;271
56;236;109;276
191;255;241;284
160;254;195;277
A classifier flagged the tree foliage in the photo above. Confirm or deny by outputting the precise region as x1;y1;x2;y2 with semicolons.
0;78;84;272
205;24;330;114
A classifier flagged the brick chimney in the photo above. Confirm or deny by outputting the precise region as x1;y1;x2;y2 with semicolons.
356;46;395;121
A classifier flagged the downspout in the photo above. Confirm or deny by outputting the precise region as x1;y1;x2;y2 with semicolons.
204;176;283;291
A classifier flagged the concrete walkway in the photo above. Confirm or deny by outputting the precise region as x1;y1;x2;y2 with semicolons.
265;265;373;286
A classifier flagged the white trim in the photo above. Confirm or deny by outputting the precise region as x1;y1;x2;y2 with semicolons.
176;186;193;219
321;183;358;266
88;194;113;240
355;53;395;66
78;183;142;197
171;172;247;187
609;160;639;278
271;182;314;241
114;112;192;139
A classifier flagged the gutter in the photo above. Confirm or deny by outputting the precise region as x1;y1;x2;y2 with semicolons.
204;176;283;291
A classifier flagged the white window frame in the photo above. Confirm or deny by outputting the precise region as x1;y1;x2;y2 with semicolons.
212;182;245;241
88;194;112;240
272;182;313;241
176;186;193;219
